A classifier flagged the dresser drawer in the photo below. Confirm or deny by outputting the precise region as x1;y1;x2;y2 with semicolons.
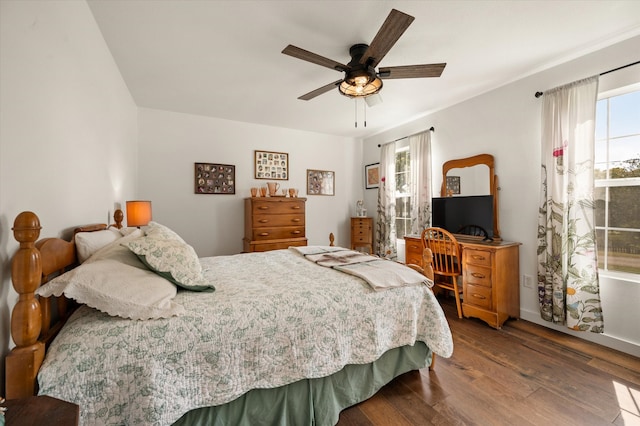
247;239;307;252
252;226;305;241
253;214;304;228
252;199;305;215
464;264;492;287
351;218;372;227
464;283;492;310
404;237;424;266
464;248;492;267
352;234;372;244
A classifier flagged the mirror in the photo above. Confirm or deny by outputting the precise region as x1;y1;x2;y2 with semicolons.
441;154;500;240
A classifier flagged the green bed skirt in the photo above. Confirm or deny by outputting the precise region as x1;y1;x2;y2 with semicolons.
173;342;431;426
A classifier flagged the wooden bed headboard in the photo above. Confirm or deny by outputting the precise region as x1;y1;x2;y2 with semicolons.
6;210;122;400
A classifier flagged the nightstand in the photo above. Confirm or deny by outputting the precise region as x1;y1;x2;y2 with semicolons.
3;395;79;426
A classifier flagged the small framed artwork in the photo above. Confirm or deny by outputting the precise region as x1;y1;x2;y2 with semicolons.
255;150;288;180
307;169;335;196
365;163;380;189
446;176;461;195
195;163;235;194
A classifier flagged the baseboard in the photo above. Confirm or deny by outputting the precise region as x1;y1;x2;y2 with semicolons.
519;308;640;358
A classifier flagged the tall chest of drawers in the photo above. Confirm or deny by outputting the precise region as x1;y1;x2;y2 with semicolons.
350;217;373;254
243;197;307;252
404;235;520;329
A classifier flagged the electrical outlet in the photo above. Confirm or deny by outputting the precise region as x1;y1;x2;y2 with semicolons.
523;274;535;289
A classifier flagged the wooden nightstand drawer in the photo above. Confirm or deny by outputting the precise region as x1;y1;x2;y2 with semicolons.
464;283;492;309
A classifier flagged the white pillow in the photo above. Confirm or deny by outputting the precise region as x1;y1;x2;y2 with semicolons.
125;222;215;292
38;230;185;320
75;228;122;263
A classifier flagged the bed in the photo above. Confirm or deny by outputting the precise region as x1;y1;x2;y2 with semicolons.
6;210;453;426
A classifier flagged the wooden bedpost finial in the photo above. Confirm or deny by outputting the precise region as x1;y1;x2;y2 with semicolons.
11;211;43;347
113;209;124;229
329;233;335;247
8;211;45;399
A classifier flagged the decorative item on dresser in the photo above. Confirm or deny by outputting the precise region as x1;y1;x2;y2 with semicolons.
350;217;373;254
405;234;520;329
243;197;307;252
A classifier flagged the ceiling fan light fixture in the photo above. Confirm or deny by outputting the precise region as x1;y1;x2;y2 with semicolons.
339;67;383;98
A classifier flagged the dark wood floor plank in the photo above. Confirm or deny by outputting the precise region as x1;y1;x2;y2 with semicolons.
337;298;640;426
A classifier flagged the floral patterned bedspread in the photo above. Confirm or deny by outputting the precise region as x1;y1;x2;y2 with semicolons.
38;249;453;426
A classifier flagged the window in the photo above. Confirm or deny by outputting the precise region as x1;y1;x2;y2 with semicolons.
395;145;411;239
594;87;640;276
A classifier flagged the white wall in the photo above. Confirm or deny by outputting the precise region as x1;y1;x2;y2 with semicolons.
363;36;640;356
138;108;362;257
0;0;138;393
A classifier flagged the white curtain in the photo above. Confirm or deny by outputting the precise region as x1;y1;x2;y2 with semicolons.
375;142;397;258
537;75;604;333
409;131;432;234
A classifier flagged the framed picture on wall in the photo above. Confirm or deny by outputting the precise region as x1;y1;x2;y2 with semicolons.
306;169;335;196
365;163;380;189
446;175;461;195
255;150;288;180
194;163;235;194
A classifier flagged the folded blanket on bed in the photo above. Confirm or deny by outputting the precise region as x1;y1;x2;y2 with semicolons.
290;246;433;291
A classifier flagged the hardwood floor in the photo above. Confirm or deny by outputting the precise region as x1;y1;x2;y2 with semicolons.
337;297;640;426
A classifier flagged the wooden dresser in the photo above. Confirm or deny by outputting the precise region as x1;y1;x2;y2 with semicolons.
350;217;373;254
243;197;307;252
404;235;520;329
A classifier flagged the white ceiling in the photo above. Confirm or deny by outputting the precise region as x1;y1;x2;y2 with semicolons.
86;0;640;139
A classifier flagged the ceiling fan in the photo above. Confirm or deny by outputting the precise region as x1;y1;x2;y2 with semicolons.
282;9;446;101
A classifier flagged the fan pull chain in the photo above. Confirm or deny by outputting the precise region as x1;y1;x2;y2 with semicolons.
354;100;357;128
364;99;367;128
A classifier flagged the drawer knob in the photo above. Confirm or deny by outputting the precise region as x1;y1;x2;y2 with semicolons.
259;232;269;236
472;255;486;261
292;230;301;235
259;219;269;223
471;272;486;279
472;293;486;300
291;206;301;210
292;218;301;223
258;206;269;210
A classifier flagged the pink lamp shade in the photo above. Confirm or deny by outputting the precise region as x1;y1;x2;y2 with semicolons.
126;200;152;227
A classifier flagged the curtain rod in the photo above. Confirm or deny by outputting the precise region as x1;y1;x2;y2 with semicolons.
377;127;434;147
534;60;640;98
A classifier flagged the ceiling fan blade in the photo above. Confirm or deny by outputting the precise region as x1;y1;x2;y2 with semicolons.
282;45;349;72
298;79;343;101
360;9;414;68
378;63;446;79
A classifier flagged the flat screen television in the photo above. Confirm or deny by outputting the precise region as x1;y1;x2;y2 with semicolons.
432;195;494;240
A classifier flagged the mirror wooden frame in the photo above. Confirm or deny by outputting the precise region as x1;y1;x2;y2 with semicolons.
440;153;500;240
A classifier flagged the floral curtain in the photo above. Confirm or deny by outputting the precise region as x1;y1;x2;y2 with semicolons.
537;75;604;333
376;142;397;258
409;131;432;234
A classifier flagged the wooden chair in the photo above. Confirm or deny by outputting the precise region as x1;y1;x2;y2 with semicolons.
421;227;463;318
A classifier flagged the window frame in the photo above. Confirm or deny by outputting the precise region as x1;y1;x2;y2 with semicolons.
594;83;640;281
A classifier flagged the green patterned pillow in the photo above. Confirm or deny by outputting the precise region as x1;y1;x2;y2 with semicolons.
125;221;215;292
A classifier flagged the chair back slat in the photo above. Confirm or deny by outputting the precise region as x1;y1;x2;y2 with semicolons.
421;227;461;277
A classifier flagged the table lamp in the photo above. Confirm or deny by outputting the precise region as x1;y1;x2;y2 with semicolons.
126;200;152;228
